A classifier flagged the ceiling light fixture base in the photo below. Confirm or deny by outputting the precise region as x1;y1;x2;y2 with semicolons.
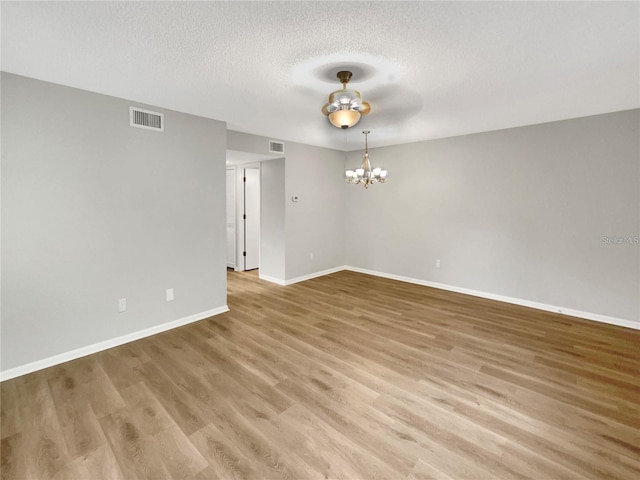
322;71;371;129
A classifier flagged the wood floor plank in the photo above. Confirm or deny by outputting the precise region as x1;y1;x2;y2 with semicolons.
0;381;20;440
1;433;27;480
119;381;178;436
132;361;211;437
1;269;638;479
231;290;640;476
81;363;127;419
178;325;294;414
67;444;125;480
408;459;456;480
280;403;398;480
154;425;209;479
189;423;257;480
15;373;75;479
47;367;106;459
99;408;173;480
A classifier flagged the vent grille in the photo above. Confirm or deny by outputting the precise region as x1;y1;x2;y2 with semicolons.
269;140;284;154
130;107;164;131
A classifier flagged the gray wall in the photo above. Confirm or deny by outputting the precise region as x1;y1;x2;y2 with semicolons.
1;73;228;371
285;142;345;280
3;74;635;376
260;158;286;281
227;130;282;157
345;110;640;322
227;130;346;281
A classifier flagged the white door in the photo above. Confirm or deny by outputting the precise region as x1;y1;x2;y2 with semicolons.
226;168;236;268
244;167;260;270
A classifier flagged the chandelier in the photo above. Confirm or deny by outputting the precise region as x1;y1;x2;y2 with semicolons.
321;71;371;129
345;131;387;188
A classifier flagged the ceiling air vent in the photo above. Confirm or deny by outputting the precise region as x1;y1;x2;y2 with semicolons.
130;106;164;132
269;140;284;154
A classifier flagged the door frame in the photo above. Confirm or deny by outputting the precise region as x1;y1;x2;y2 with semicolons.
234;163;261;271
226;167;237;269
242;165;260;271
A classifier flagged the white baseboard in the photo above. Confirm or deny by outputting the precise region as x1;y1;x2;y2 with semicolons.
258;273;287;285
344;266;639;330
4;267;634;382
260;266;345;286
0;306;229;382
260;265;638;330
283;266;346;285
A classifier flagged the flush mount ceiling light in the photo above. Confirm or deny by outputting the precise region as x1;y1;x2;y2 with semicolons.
322;71;371;129
345;131;387;188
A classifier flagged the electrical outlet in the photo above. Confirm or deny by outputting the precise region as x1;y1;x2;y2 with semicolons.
118;298;126;313
310;252;314;261
435;259;441;268
166;288;174;302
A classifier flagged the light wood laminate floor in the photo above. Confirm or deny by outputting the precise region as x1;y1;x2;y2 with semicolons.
2;270;639;479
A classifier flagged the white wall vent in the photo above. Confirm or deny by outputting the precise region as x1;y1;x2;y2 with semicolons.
269;140;284;154
130;107;164;132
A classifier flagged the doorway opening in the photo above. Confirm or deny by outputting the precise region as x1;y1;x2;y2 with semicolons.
226;149;284;279
226;163;260;272
242;165;260;271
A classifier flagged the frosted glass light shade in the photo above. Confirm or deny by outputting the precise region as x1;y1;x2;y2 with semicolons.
329;109;361;129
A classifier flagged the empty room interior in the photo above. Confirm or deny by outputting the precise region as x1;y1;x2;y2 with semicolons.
1;1;639;479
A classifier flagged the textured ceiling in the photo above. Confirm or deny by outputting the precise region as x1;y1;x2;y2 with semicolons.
1;1;638;150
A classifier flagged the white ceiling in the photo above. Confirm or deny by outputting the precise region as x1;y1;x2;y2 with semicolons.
1;1;638;150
